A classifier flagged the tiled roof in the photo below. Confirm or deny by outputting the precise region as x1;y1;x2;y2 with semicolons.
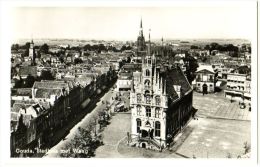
75;77;93;86
160;66;192;101
35;88;62;98
11;88;32;97
12;103;32;113
19;66;37;76
33;81;68;89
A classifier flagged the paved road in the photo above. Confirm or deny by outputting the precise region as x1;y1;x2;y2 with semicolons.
44;89;117;157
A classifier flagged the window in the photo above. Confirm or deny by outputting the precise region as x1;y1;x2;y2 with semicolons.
155;121;161;137
210;84;213;87
155;108;160;118
155;96;161;105
146;95;151;104
136;119;141;133
137;105;141;115
209;75;213;81
197;75;201;81
146;107;151;117
144;80;151;89
145;69;150;76
197;83;200;86
137;94;141;103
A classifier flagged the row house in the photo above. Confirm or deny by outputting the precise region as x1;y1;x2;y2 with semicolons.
11;101;50;157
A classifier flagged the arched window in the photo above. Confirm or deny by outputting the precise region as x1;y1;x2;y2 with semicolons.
144;79;150;86
137;105;141;115
136;119;141;133
155;108;160;118
146;107;151;117
155;121;161;137
146;95;151;104
155;96;161;105
137;94;141;103
146;69;150;76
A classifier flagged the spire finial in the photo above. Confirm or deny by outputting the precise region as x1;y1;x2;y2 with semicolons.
140;17;143;28
149;29;151;41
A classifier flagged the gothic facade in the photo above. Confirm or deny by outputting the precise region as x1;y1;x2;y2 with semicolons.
130;20;194;151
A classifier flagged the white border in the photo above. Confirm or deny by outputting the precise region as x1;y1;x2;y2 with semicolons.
0;1;258;167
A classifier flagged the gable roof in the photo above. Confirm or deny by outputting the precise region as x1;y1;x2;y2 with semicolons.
160;66;192;101
19;66;37;77
35;88;62;98
33;81;69;90
196;65;215;73
11;88;32;97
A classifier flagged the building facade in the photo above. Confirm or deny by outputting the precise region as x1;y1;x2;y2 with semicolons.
194;65;216;94
224;73;251;104
130;23;193;151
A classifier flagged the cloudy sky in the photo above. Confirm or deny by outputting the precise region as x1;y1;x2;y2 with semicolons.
11;2;256;41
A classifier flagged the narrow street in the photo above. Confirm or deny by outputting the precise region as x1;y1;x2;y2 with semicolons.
44;87;117;157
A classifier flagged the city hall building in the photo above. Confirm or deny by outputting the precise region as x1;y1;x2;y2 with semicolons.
130;20;194;150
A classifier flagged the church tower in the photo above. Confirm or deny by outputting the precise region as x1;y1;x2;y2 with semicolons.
29;39;35;64
137;18;146;52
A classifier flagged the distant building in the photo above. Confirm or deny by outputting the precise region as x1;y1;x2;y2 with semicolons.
18;66;37;79
194;64;216;94
29;40;35;64
115;72;132;91
224;73;251;104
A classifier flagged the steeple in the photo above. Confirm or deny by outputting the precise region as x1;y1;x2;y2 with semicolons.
140;17;143;29
148;29;151;56
137;18;146;52
139;17;143;37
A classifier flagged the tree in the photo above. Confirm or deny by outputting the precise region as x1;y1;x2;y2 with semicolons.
24;74;36;88
36;51;41;59
21;42;30;57
11;44;19;51
40;70;54;80
190;45;199;49
40;43;49;54
59;127;101;158
74;58;83;64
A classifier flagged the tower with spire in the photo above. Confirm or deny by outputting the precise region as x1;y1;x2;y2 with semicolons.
137;18;146;53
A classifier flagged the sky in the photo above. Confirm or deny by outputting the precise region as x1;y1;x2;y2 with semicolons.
11;3;256;41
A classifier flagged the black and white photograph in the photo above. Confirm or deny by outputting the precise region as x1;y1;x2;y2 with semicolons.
0;0;258;166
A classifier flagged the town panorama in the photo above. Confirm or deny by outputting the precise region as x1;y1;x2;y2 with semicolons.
10;19;251;158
